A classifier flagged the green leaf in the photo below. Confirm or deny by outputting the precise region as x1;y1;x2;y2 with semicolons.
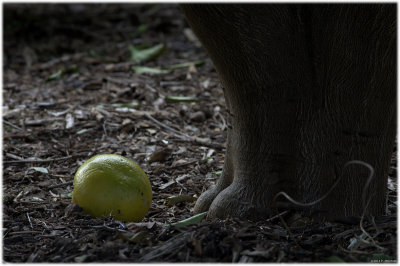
326;256;346;262
134;43;150;50
165;96;198;103
45;70;64;82
4;125;12;131
60;192;73;198
74;255;88;263
129;43;166;63
371;253;393;261
166;60;205;70
28;167;49;174
87;49;103;57
165;195;196;206
171;212;207;228
136;24;148;35
132;66;170;74
213;170;222;176
201;156;212;163
65;65;79;74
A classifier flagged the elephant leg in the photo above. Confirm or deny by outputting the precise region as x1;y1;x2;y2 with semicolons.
182;4;396;220
194;134;234;213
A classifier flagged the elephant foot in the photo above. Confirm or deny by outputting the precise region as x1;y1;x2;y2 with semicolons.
206;180;271;220
194;147;235;213
194;169;234;213
193;185;219;213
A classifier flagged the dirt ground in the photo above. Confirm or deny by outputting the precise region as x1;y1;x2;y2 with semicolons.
3;4;397;262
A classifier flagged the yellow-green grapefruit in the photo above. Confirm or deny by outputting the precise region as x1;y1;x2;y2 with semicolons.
72;154;152;222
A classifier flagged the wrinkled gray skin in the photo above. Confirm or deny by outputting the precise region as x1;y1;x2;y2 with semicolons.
181;4;396;221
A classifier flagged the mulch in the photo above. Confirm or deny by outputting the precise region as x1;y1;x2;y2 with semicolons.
3;4;397;262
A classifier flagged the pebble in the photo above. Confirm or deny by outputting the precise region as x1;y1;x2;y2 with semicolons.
190;111;206;122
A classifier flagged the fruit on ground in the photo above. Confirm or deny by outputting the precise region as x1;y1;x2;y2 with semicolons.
72;154;152;222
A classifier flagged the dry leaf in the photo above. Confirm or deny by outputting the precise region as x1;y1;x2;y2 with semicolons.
148;148;172;163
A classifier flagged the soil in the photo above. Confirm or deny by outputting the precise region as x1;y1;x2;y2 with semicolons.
3;4;397;263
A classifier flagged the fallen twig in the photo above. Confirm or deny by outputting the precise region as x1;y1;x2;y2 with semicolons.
4;120;23;131
4;133;32;140
24;118;64;126
4;155;76;164
139;231;192;262
167;159;198;169
8;231;42;236
48;181;74;189
143;111;190;139
32;53;85;70
170;138;225;150
265;211;289;222
133;111;225;150
26;213;33;229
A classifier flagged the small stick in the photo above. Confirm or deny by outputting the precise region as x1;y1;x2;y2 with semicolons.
26;212;33;229
8;231;42;236
48;181;73;189
170;138;225;150
266;211;289;222
140;111;225;150
4;155;76;164
3;133;31;139
3;120;23;131
49;174;70;178
143;112;190;139
167;160;198;169
32;54;79;70
5;153;24;160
